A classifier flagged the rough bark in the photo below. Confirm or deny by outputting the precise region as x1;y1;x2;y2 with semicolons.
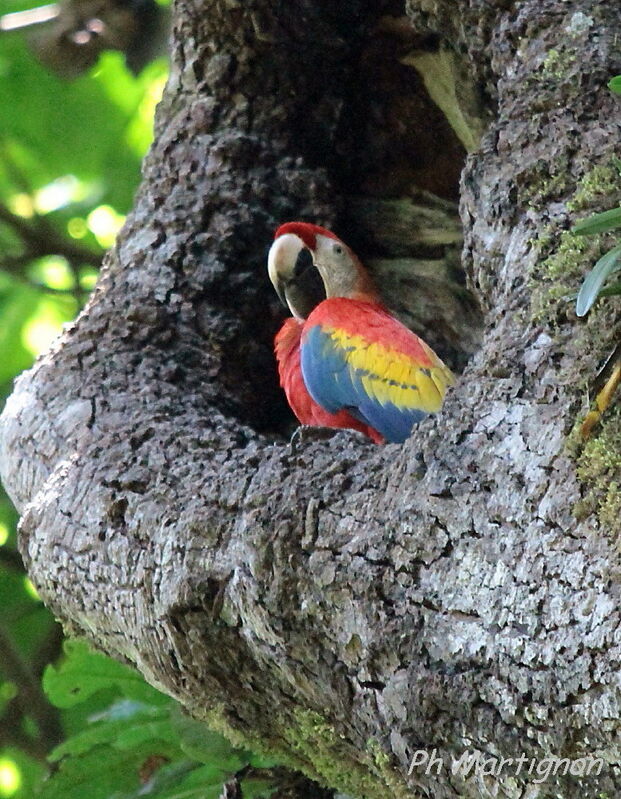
2;1;621;798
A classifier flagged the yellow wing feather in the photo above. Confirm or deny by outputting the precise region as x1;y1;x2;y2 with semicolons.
328;328;454;414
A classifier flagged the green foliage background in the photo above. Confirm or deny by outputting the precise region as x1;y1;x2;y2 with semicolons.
0;5;275;797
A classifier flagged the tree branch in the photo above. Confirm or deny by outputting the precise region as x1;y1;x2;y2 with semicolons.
0;546;25;573
0;697;50;763
0;625;63;751
0;203;101;268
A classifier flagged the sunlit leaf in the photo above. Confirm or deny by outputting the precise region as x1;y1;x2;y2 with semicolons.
0;522;9;545
6;194;33;218
576;244;621;316
79;267;99;291
49;703;168;762
21;577;39;601
36;744;165;799
87;205;125;248
27;257;75;291
0;282;39;382
0;37;140;208
125;72;167;155
21;295;77;357
0;749;43;799
608;75;621;95
0;757;21;796
43;640;170;708
67;218;88;239
34;177;88;214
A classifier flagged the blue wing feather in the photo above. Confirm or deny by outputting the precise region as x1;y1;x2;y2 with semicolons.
301;325;428;443
357;400;425;444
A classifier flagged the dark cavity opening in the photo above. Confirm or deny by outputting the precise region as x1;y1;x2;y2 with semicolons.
233;2;484;435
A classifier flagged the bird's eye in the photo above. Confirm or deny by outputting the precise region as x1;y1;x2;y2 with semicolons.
333;244;343;255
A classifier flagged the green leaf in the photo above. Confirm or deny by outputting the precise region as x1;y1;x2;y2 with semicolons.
572;206;621;236
0;280;39;383
36;744;174;799
0;747;46;799
0;36;157;210
248;753;281;769
170;706;246;771
119;761;227;799
576;244;621;317
114;760;198;799
48;701;166;762
43;640;171;708
608;75;621;95
241;779;278;799
116;718;181;751
149;763;225;799
596;281;621;298
89;697;156;723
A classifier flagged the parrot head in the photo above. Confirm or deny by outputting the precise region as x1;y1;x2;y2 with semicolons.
267;222;378;317
267;223;327;319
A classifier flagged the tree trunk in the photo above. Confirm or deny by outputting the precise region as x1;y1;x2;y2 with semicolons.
2;1;621;797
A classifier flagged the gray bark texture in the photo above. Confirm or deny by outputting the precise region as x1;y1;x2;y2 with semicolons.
2;1;621;797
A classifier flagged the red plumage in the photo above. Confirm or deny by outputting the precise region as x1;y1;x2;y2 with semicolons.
274;316;383;443
306;298;436;366
274;222;340;251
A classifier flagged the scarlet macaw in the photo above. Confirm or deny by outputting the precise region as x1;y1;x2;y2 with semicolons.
268;222;454;444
